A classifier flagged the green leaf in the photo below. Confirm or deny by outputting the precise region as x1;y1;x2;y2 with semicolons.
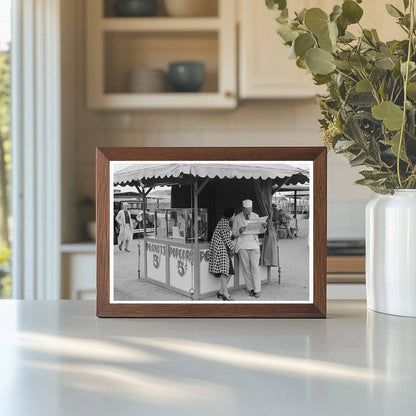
371;29;380;42
294;33;315;57
355;178;377;185
403;0;410;9
333;59;353;70
381;132;409;162
344;113;368;147
369;136;381;162
359;170;391;180
330;5;343;22
350;53;368;69
379;78;386;99
304;8;329;35
296;57;307;69
385;4;404;18
349;92;377;107
401;61;416;76
407;82;416;99
372;101;404;130
362;29;375;44
375;56;396;70
317;22;338;53
313;74;332;85
318;31;334;52
328;21;338;45
393;61;402;79
334;139;356;152
342;0;363;24
295;8;307;22
306;48;335;75
340;31;356;42
280;8;288;19
370;67;386;84
356;79;372;92
350;152;368;167
277;23;299;42
266;0;287;11
336;15;348;36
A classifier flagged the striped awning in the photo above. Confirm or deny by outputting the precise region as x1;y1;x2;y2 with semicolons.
114;163;309;187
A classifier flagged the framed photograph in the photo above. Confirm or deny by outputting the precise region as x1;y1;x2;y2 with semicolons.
96;147;327;318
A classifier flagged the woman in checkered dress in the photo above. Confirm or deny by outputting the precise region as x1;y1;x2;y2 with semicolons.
209;207;236;301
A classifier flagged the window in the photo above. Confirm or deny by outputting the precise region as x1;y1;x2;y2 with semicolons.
0;0;11;298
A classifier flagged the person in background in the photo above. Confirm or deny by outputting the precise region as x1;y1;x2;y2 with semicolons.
209;207;236;301
232;199;266;298
272;203;279;232
115;202;133;252
279;208;293;239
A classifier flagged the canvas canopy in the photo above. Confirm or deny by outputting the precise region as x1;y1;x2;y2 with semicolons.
114;162;309;275
114;163;309;187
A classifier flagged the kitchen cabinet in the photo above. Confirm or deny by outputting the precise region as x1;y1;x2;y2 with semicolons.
61;244;96;300
86;0;237;109
238;0;404;99
239;0;326;99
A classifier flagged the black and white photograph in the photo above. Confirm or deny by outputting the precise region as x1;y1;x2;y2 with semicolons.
110;161;313;303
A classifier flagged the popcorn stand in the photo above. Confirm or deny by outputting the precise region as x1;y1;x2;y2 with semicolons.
113;163;308;299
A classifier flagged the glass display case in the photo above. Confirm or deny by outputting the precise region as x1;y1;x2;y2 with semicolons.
154;208;208;242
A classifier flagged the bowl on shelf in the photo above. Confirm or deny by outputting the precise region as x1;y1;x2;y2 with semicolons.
164;0;217;17
114;0;158;17
168;62;205;92
127;68;167;93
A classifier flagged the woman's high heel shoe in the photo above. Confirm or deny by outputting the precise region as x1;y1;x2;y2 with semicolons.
217;291;233;301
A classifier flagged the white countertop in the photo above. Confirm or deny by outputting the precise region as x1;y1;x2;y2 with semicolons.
0;300;415;415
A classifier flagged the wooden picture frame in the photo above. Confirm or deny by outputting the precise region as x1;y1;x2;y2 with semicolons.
96;147;327;318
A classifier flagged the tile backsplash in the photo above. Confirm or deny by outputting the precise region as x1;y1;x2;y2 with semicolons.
69;100;373;242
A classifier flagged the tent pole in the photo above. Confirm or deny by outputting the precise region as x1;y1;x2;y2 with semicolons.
193;179;200;300
135;185;147;280
277;239;281;285
294;190;297;219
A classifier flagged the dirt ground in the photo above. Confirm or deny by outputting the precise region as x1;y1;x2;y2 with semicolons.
114;218;310;302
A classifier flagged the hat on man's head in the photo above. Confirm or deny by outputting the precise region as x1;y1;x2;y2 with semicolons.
242;199;253;208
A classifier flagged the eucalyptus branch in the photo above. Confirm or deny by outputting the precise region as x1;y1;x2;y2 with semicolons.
358;22;378;49
334;68;358;83
358;69;381;104
393;86;404;104
397;0;415;188
267;0;416;192
390;79;398;101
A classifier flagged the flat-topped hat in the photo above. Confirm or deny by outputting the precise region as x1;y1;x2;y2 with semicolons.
242;199;253;208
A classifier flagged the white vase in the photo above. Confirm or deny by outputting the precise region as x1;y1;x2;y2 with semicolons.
366;190;416;317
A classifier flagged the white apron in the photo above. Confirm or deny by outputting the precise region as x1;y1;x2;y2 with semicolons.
116;210;133;244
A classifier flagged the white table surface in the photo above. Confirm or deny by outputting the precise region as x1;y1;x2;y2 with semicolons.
0;300;415;416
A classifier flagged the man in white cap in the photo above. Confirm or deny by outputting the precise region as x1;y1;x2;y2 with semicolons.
232;199;265;298
115;202;133;252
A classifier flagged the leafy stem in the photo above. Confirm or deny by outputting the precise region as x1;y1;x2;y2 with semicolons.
334;68;357;83
398;0;415;188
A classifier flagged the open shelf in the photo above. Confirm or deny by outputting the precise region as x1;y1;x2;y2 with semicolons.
104;31;219;94
86;0;236;109
103;0;219;18
101;17;221;32
61;242;96;253
90;92;235;109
